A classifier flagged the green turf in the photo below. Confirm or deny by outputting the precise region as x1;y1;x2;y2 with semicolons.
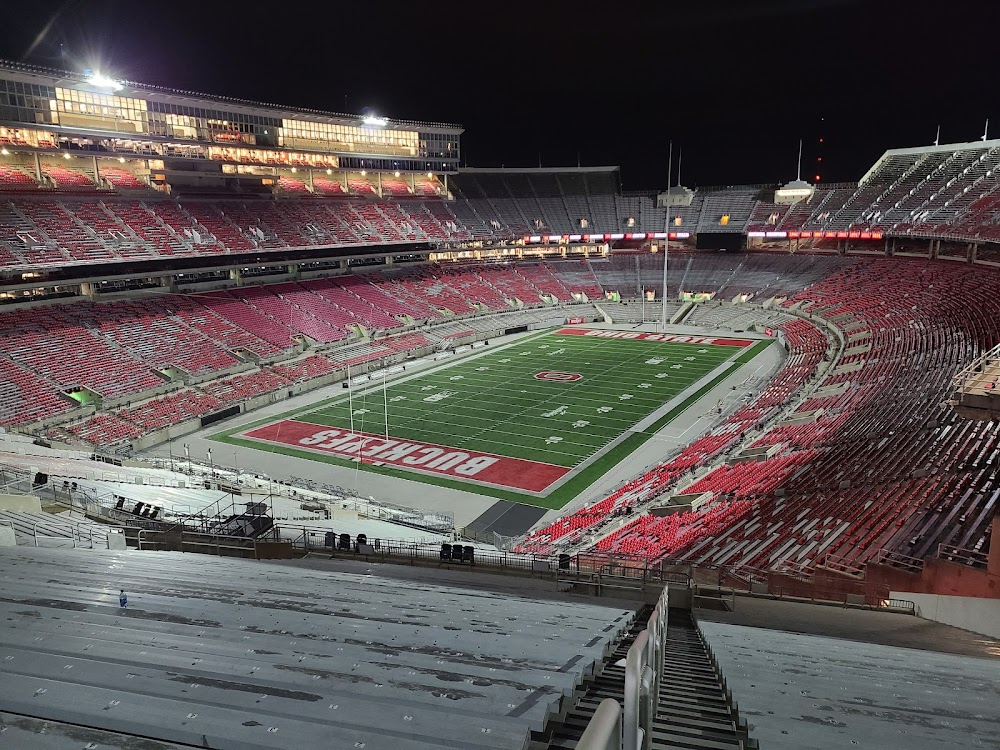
299;332;736;466
212;331;770;509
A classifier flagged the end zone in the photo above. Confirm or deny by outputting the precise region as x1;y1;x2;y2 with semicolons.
241;419;571;493
555;328;755;347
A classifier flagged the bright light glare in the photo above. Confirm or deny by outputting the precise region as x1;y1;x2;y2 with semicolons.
362;115;388;127
86;72;123;91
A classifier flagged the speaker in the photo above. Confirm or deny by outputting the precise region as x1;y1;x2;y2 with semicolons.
34;472;48;486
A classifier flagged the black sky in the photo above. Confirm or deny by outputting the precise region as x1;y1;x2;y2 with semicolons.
1;0;997;190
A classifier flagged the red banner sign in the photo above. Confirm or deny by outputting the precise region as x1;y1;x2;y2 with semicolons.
555;328;754;348
242;420;570;493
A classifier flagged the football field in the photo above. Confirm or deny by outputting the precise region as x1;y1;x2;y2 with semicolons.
215;328;769;508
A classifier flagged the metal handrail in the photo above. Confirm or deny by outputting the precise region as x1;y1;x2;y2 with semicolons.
580;586;669;750
577;699;623;750
32;521;79;548
138;528;260;557
937;542;990;567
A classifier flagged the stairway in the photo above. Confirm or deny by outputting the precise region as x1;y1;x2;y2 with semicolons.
543;608;755;749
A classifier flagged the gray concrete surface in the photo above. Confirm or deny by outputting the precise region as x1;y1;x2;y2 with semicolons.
697;597;1000;659
700;620;1000;750
0;546;634;750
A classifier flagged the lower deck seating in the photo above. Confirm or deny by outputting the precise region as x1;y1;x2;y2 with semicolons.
520;255;998;576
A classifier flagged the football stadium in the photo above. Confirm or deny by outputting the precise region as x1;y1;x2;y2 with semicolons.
1;5;1000;748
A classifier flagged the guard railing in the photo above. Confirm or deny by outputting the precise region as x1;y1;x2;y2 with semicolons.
578;586;668;750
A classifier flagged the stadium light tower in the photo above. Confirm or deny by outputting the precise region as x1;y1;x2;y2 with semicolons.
660;141;673;330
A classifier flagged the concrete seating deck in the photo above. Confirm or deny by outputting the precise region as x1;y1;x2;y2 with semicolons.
0;547;633;750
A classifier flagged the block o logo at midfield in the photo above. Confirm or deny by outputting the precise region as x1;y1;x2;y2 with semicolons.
534;371;583;382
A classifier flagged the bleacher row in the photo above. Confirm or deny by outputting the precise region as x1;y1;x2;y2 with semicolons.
0;262;601;438
454;147;1000;241
4;145;1000;271
744;145;1000;241
0;196;483;268
518;253;998;575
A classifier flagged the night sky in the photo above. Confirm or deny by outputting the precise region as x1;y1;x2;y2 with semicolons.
0;0;996;190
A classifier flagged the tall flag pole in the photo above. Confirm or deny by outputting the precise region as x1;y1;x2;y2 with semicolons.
934;125;940;146
796;138;803;181
383;368;389;443
660;141;673;331
348;364;361;492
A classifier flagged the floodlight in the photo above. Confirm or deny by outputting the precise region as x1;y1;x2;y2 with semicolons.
86;72;123;91
394;171;400;177
63;152;71;160
360;170;367;176
362;115;388;127
0;148;7;156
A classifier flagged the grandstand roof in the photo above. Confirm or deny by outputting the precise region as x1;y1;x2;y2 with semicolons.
0;58;464;133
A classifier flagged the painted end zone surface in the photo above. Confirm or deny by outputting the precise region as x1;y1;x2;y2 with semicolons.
556;328;755;347
242;419;570;492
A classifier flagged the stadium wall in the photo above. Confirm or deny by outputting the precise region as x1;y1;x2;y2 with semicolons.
0;494;42;513
867;518;1000;600
894;592;1000;639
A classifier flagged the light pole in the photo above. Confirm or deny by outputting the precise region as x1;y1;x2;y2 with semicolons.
660;141;673;332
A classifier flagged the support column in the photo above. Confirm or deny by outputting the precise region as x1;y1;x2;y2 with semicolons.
972;243;979;263
79;282;96;300
443;173;449;197
342;171;349;193
409;173;416;195
158;275;176;293
339;259;349;271
33;153;42;183
287;263;299;279
929;239;936;259
376;172;383;198
307;170;314;192
384;255;394;267
93;156;100;186
229;268;243;285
